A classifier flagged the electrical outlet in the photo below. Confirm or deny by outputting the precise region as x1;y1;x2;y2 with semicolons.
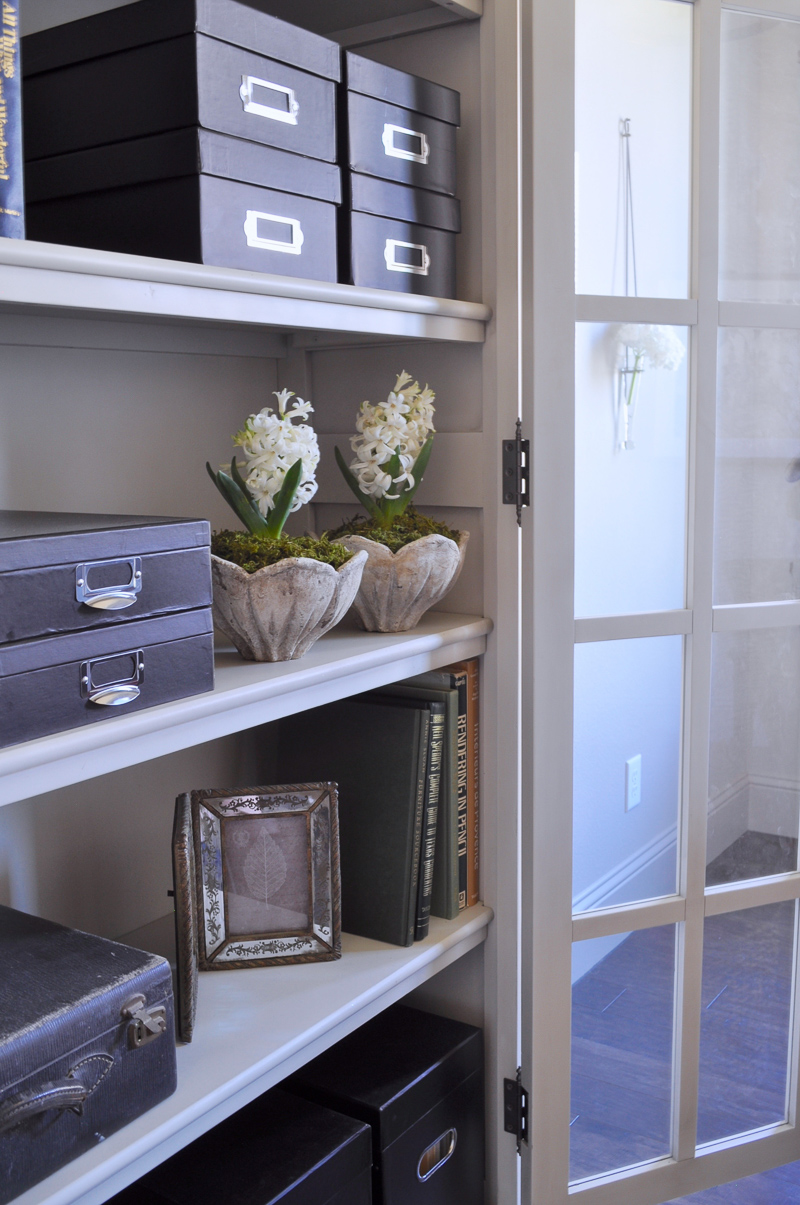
625;755;642;812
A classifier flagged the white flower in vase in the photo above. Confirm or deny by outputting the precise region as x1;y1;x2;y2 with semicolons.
234;389;320;520
615;324;685;451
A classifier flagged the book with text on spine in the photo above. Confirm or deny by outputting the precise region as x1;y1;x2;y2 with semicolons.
0;1;23;240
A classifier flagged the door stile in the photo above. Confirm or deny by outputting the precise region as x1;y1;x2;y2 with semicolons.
519;0;576;1199
673;0;723;1165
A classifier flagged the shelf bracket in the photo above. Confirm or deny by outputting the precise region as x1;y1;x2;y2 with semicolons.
503;1067;529;1154
502;420;530;526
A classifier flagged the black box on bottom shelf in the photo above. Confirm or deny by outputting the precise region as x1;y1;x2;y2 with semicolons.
341;174;460;297
0;906;176;1205
0;608;214;750
26;129;341;281
288;1004;484;1205
137;1087;372;1205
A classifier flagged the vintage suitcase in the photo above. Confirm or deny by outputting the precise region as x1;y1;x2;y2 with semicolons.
0;906;176;1205
0;609;214;750
22;0;340;164
288;1005;484;1205
140;1087;372;1205
343;53;460;197
0;511;212;645
342;175;460;297
26;129;340;279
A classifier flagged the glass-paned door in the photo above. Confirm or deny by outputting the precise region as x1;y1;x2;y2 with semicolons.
522;0;800;1202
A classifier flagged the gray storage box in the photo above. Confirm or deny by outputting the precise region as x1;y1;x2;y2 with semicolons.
0;906;176;1205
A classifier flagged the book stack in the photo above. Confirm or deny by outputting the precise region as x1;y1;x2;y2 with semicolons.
277;659;479;947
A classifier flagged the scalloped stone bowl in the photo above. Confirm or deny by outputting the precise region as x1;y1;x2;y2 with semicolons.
333;531;469;633
211;550;368;662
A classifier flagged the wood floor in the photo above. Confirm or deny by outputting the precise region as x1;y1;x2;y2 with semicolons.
570;831;800;1201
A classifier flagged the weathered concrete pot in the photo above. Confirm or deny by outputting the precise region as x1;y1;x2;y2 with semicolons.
333;531;469;633
211;549;368;662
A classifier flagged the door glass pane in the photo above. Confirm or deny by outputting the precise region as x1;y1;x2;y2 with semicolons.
697;902;796;1144
720;11;800;303
575;323;689;617
574;637;682;911
570;925;676;1181
715;327;800;606
575;0;692;298
707;628;800;885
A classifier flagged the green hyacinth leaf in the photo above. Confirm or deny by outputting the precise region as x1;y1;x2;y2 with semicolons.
264;457;302;539
334;445;383;523
206;461;268;535
403;434;435;503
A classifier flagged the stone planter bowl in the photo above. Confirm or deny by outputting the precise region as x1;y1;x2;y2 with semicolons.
211;549;368;662
333;531;469;633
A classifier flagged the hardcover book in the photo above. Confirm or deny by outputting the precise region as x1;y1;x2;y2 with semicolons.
0;1;23;239
277;697;431;947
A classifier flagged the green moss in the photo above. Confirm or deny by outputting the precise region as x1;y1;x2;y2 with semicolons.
211;530;354;573
326;507;462;553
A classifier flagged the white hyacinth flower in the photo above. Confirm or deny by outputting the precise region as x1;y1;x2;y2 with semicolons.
234;389;319;516
616;324;685;372
349;371;436;501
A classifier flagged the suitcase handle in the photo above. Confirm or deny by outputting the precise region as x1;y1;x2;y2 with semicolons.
0;1055;114;1133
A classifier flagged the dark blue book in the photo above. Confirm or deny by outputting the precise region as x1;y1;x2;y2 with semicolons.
0;0;23;239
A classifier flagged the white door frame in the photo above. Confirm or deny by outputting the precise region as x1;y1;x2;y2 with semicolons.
521;0;800;1201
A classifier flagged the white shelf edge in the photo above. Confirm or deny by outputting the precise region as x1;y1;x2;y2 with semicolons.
0;613;492;806
0;239;490;343
15;906;493;1205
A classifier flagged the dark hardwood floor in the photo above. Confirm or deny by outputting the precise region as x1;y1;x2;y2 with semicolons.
570;831;799;1201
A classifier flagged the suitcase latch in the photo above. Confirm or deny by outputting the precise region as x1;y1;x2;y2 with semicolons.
122;994;168;1049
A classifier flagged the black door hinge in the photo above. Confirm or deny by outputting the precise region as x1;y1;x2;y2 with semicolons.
503;1067;529;1153
502;420;530;526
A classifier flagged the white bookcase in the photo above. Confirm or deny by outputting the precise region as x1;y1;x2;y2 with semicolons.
0;2;523;1204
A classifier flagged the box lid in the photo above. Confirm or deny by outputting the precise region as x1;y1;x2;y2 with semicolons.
289;1004;482;1150
0;906;171;1065
349;173;461;232
345;51;460;127
0;608;212;679
0;511;210;572
145;1088;371;1205
26;129;342;206
23;0;341;83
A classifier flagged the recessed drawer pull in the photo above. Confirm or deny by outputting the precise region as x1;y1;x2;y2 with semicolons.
76;557;142;610
417;1127;457;1182
384;238;430;276
244;210;304;255
382;122;430;164
81;649;144;707
239;75;299;125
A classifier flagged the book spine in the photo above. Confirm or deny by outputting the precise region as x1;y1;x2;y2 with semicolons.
414;702;445;940
406;709;431;945
453;671;469;910
466;659;480;907
0;2;23;240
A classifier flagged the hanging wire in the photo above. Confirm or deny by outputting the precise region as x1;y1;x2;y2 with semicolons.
620;117;638;299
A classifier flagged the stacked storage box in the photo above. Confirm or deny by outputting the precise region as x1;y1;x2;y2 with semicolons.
22;0;342;281
0;511;214;749
340;52;462;298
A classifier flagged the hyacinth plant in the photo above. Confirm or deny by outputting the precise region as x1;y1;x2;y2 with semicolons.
334;371;441;539
616;324;685;451
207;389;349;571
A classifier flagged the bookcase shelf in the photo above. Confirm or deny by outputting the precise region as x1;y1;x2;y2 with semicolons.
0;612;492;808
0;238;490;346
13;905;493;1205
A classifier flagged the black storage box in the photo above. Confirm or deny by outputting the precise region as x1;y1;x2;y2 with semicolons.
0;609;214;749
344;52;460;197
342;174;460;296
288;1005;484;1205
23;0;340;165
140;1086;372;1205
0;511;212;644
0;905;176;1205
26;129;340;279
